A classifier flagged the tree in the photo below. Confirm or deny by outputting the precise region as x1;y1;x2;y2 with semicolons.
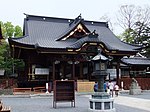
117;5;150;57
119;28;135;43
1;21;22;39
14;25;23;37
117;5;150;43
0;40;7;68
117;5;138;30
133;22;150;44
0;21;24;77
133;21;150;57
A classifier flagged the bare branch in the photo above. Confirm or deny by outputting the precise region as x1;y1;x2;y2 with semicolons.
117;5;150;31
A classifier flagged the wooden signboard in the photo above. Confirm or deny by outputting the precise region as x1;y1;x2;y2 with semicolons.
53;80;75;108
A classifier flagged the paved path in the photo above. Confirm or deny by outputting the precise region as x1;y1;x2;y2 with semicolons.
0;92;150;112
114;95;150;111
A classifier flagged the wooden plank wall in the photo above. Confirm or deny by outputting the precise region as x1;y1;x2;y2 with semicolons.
77;81;95;92
119;78;150;90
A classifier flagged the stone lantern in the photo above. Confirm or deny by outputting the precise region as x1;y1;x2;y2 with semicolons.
89;53;116;112
92;53;108;92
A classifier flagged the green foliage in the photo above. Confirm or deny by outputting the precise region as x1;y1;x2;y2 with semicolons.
130;22;150;57
14;25;23;37
132;21;150;44
119;22;150;57
117;5;150;58
0;40;8;68
0;21;24;77
0;21;22;39
3;22;14;38
120;28;135;43
0;40;25;76
14;59;25;71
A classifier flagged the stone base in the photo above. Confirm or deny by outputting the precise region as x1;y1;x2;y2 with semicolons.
89;97;116;112
89;108;116;112
129;88;141;95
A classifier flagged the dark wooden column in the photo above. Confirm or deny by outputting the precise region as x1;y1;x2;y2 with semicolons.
116;60;120;85
52;61;55;81
72;62;75;80
61;62;65;79
80;62;83;79
27;56;32;81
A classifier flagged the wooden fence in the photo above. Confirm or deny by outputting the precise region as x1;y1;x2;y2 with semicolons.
119;78;150;90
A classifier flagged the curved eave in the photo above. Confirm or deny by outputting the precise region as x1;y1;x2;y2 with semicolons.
9;38;139;56
121;58;150;66
9;39;76;54
122;62;150;66
32;45;77;54
8;39;35;49
121;41;142;50
67;41;138;56
8;38;35;49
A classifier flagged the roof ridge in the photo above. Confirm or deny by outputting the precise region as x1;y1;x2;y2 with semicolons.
24;13;108;25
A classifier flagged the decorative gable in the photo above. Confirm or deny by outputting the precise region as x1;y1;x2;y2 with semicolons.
57;14;90;41
61;23;89;40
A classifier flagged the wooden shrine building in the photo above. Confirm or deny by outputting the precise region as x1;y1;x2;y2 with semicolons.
121;55;150;78
120;55;150;90
8;14;141;88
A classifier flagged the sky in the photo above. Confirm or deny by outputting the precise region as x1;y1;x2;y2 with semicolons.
0;0;150;35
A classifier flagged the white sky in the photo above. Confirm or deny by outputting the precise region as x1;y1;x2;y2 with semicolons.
0;0;150;35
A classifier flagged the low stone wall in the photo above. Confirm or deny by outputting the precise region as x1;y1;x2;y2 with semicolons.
77;80;95;92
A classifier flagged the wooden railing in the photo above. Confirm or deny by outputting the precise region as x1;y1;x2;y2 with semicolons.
13;88;32;95
13;86;48;95
33;86;46;93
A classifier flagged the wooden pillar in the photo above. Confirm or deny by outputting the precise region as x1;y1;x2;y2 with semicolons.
12;45;15;75
79;62;83;79
52;61;55;81
61;62;65;79
116;60;120;85
72;62;75;80
27;57;31;81
28;64;31;80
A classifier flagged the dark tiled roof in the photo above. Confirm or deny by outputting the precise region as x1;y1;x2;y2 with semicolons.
9;14;141;52
121;57;150;65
